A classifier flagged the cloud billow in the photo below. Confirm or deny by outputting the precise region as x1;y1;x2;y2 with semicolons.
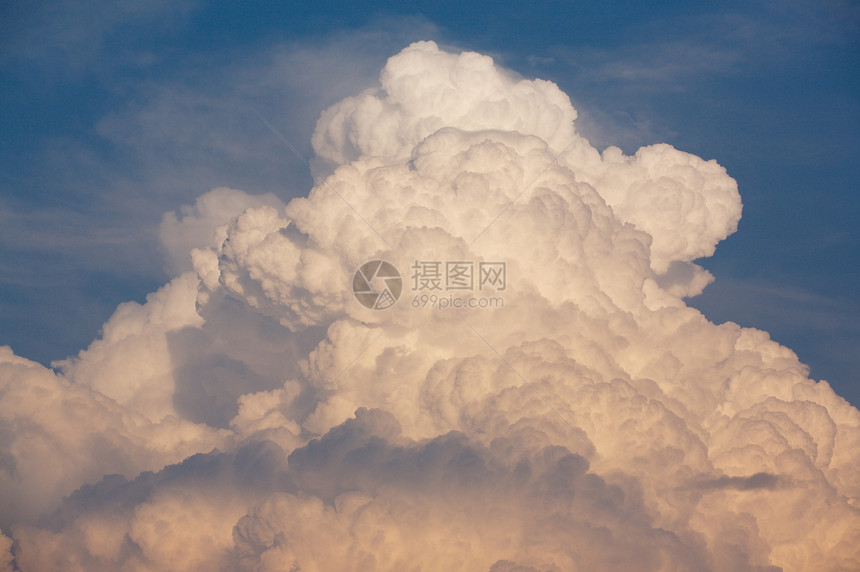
0;41;858;571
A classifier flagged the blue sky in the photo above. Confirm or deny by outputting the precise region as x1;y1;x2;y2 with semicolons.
1;0;858;404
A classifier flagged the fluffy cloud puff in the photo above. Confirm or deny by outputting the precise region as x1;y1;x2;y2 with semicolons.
0;347;227;529
313;40;741;277
1;42;858;571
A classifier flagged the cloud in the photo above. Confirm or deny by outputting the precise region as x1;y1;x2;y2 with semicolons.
311;41;740;276
2;41;859;571
159;187;286;276
14;411;708;571
689;276;860;404
311;40;583;165
231;410;710;571
692;472;783;491
0;346;227;529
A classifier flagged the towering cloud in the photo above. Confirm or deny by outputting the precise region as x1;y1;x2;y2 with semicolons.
1;41;857;571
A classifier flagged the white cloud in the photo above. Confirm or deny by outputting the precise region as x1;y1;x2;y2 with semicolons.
0;346;227;528
159;187;286;276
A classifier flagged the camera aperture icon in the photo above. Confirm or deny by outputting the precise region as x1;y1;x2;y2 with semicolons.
352;260;402;310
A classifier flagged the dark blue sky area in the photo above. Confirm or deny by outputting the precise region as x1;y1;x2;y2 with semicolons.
1;1;858;403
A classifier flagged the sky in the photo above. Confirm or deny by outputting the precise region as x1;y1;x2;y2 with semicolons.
0;1;859;570
1;0;858;405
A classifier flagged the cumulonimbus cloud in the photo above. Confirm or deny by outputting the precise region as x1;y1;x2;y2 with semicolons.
1;41;857;571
